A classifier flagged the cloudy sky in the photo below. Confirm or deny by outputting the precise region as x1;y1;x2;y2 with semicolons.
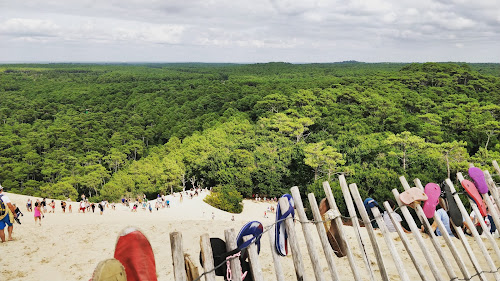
1;0;499;63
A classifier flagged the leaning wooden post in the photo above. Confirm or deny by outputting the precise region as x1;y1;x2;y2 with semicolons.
268;230;285;281
413;178;474;280
399;176;458;281
492;160;500;180
278;197;307;281
370;205;410;281
392;188;445;281
349;183;389;281
170;231;187;281
224;229;242;281
485;170;500;212
200;234;216;281
335;176;374;281
445;178;500;281
383;201;430;281
290;186;325;281
308;192;341;280
243;236;264;281
457;172;500;261
483;170;500;237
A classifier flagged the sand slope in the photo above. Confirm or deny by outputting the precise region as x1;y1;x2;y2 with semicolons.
2;191;500;281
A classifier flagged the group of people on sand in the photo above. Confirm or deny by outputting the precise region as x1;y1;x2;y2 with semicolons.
23;198;46;226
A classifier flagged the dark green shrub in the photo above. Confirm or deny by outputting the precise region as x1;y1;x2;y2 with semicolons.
204;185;243;213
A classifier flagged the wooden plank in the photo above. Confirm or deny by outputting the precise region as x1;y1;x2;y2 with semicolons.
278;197;307;281
243;236;264;281
413;178;473;280
445;178;500;281
170;231;187;281
457;172;500;261
224;228;242;281
349;183;389;281
307;192;341;281
290;186;325;281
268;229;285;281
383;201;429;281
334;176;373;281
392;188;445;281
370;205;410;281
484;170;500;220
399;176;458;280
199;233;216;281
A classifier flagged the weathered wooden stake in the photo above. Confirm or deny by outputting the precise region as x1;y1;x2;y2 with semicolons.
370;206;410;281
308;192;341;280
290;186;325;281
199;233;216;281
349;183;389;281
224;228;242;281
383;201;430;281
278;197;307;281
243;235;264;281
268;229;285;281
335;176;374;281
170;231;187;281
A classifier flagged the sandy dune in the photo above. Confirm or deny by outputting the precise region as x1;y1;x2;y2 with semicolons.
2;191;500;281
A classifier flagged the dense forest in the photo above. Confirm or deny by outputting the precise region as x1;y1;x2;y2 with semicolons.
1;62;499;212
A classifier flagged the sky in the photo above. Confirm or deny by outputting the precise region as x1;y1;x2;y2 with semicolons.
1;0;499;63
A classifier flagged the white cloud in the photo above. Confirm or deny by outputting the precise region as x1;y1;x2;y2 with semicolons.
0;0;499;62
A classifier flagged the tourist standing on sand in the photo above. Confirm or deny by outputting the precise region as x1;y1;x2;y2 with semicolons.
26;198;32;212
79;200;86;213
49;200;55;213
98;201;104;215
0;184;17;242
41;198;47;213
33;199;43;226
61;201;66;213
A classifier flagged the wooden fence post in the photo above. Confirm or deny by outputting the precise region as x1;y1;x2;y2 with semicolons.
268;230;285;281
370;206;410;281
349;183;389;281
170;231;187;281
224;229;242;281
383;201;429;281
335;176;374;281
290;186;325;281
243;236;264;281
278;197;307;281
199;233;216;281
307;192;341;280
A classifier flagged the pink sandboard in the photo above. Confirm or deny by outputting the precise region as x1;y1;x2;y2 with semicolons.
468;167;489;194
422;183;440;219
461;179;487;217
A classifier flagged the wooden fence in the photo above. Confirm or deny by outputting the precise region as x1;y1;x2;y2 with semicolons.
168;162;500;281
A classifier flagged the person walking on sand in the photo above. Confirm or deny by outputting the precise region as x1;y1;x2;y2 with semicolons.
61;201;66;213
49;200;55;213
0;184;18;242
98;201;104;215
26;198;32;212
33;199;43;226
41;198;47;213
